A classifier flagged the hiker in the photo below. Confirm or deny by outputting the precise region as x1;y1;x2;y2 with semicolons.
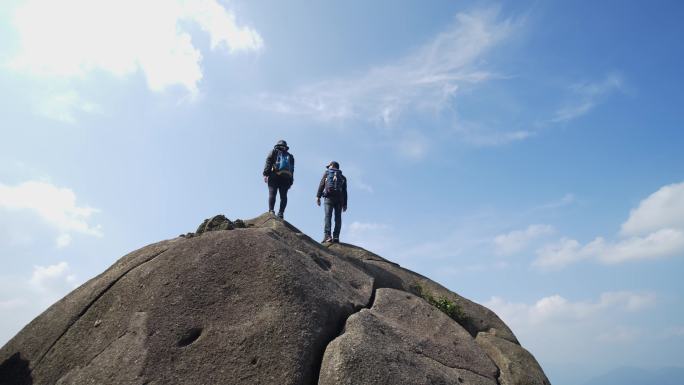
263;140;294;218
316;161;347;243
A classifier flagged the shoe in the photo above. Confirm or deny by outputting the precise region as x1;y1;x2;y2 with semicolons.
322;235;333;243
268;210;275;215
332;238;340;243
277;212;284;219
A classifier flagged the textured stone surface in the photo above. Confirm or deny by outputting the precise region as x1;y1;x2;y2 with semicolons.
1;212;550;385
328;242;519;343
476;331;551;385
319;288;499;385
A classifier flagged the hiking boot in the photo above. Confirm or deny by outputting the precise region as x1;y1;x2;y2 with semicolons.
268;210;275;215
322;235;333;243
332;238;340;243
277;212;284;219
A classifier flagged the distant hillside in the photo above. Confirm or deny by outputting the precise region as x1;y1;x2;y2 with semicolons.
583;366;684;385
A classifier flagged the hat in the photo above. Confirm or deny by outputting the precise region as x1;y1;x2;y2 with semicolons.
326;161;340;169
275;140;289;150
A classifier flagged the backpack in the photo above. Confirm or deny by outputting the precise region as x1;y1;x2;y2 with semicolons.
324;169;343;196
274;150;293;174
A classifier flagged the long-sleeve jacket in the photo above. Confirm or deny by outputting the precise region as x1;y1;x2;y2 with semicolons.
263;146;295;178
316;170;348;207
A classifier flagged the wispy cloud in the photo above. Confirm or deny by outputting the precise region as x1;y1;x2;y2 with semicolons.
0;180;102;247
36;90;102;123
343;221;392;255
494;224;555;256
533;193;576;211
460;129;534;147
534;181;684;270
29;261;77;293
258;8;521;126
0;262;82;345
551;72;625;123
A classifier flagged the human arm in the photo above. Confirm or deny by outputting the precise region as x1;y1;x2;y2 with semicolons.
342;176;348;211
263;149;275;182
316;173;326;198
290;154;295;185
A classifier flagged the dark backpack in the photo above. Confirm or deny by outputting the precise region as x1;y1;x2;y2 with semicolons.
274;150;293;173
324;169;343;196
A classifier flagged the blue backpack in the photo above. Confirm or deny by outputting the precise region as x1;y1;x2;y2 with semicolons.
325;169;343;196
275;150;293;174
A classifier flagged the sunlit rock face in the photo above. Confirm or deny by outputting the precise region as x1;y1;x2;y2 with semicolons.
0;213;550;385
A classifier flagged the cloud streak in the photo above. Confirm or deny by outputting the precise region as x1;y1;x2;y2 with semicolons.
494;224;555;256
551;73;625;123
259;8;520;127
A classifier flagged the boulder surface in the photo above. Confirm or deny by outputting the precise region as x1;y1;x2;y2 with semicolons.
1;213;551;385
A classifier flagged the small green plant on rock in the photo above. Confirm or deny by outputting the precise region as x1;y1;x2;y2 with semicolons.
411;283;467;324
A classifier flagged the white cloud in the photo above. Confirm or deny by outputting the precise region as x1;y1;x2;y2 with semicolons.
552;73;625;123
621;182;684;236
487;291;655;327
36;90;102;123
494;224;554;256
534;237;601;270
534;182;684;269
56;233;72;248
29;261;77;293
534;230;684;269
0;180;102;246
8;0;262;94
483;291;661;367
486;291;656;338
348;222;388;233
0;263;84;345
599;228;684;264
259;8;519;126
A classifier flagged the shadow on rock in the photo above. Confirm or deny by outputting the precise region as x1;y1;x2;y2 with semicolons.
0;352;32;385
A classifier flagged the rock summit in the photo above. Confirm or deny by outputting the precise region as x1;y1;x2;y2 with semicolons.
1;213;550;385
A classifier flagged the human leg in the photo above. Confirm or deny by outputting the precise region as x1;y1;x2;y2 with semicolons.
267;182;277;213
323;198;333;241
332;201;342;241
277;183;288;216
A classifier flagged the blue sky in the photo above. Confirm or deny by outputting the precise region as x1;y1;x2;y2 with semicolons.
1;1;683;384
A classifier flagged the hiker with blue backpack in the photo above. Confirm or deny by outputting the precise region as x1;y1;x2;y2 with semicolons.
263;140;294;218
316;161;348;243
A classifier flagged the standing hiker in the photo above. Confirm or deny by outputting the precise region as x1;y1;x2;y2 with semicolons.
316;161;347;243
263;140;294;218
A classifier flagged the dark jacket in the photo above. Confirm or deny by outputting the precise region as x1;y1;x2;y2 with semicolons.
317;169;348;207
263;145;295;180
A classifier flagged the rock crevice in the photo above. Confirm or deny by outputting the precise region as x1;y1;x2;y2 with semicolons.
1;213;550;385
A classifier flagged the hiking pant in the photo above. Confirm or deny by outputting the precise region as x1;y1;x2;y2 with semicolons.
324;198;342;239
268;174;291;213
